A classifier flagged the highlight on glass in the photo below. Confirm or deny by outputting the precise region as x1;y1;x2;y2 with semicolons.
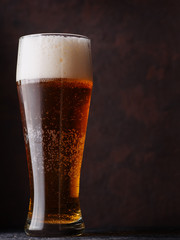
16;33;93;237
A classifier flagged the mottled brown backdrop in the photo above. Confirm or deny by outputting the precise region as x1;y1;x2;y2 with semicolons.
1;0;180;231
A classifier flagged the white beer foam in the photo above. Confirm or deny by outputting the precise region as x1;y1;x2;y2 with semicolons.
16;34;92;81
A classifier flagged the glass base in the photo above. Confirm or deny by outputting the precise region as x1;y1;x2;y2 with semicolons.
25;218;85;237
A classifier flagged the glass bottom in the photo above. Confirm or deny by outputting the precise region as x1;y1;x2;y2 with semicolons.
25;218;85;237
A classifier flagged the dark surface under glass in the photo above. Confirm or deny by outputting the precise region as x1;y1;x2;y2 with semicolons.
1;228;180;239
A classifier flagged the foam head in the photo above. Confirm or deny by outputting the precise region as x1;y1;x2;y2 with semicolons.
16;34;92;81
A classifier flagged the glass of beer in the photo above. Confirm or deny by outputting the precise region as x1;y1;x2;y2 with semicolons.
16;33;93;237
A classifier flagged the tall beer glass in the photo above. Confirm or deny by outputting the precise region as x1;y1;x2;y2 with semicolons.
16;33;93;237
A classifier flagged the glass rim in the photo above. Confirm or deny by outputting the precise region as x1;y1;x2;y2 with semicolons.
19;33;90;40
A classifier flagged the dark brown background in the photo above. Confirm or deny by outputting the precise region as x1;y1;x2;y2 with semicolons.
1;0;180;231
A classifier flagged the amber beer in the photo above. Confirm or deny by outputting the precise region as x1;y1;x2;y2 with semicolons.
17;78;92;223
16;34;93;236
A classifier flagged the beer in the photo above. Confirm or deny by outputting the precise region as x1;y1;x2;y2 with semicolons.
17;78;92;224
16;34;93;236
